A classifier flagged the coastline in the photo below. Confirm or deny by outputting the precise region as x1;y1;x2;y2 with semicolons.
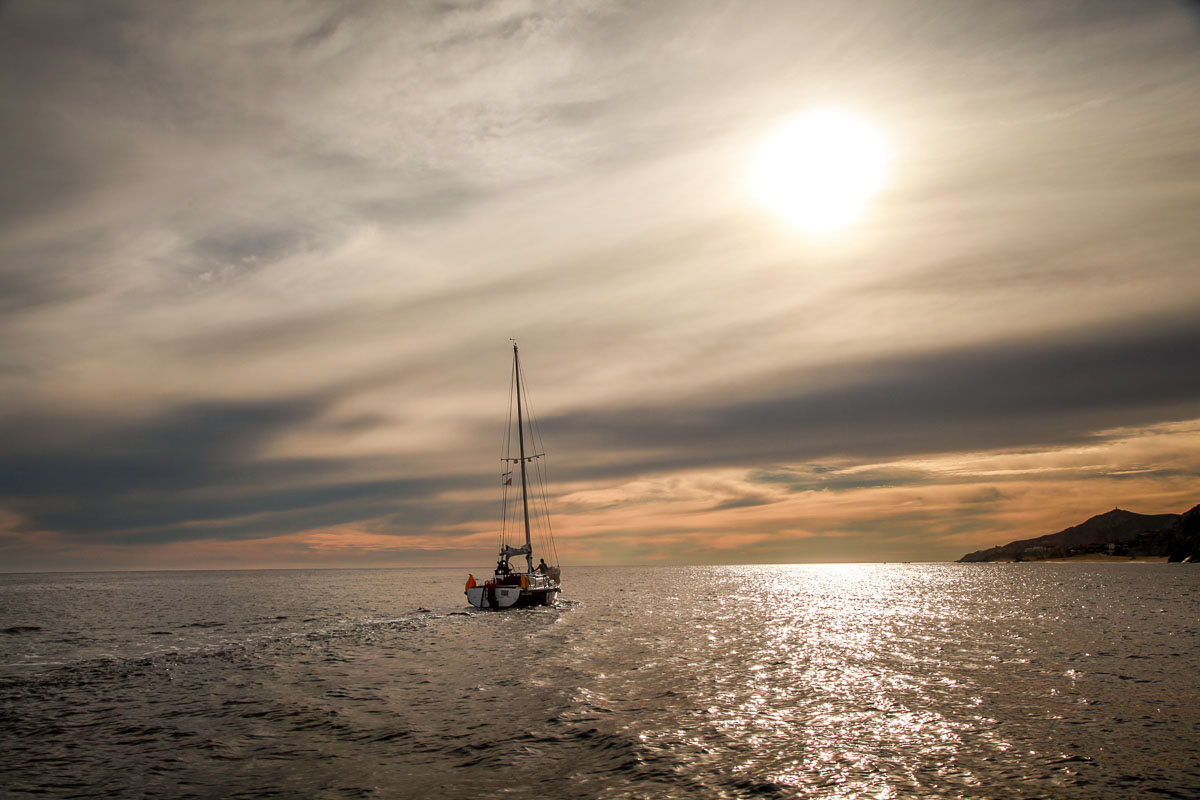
1044;554;1169;562
984;554;1171;563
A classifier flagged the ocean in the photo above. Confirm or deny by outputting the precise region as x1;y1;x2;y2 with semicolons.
1;564;1197;799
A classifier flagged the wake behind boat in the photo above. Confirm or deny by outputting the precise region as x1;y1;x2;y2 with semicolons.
465;343;561;609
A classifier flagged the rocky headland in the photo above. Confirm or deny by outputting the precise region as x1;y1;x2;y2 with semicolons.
958;503;1200;563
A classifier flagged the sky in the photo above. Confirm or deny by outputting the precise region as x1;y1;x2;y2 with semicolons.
2;0;1199;571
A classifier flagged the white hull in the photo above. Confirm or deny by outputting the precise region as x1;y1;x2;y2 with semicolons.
465;585;521;609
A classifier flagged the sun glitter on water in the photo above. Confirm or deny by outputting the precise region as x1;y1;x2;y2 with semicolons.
750;108;888;233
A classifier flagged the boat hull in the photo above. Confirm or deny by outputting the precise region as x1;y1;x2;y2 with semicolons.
465;584;559;610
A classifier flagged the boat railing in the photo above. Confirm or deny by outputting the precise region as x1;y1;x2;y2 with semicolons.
488;572;559;589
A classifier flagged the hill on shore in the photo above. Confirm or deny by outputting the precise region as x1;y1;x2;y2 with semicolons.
958;504;1200;562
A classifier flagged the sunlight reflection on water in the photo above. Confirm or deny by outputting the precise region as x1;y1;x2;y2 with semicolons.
2;565;1197;798
554;564;1198;798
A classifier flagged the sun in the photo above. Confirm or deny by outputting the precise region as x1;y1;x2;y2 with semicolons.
749;108;888;233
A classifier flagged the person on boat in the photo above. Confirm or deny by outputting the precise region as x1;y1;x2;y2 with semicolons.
535;558;548;573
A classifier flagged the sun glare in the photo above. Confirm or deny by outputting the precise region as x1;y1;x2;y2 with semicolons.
750;108;888;233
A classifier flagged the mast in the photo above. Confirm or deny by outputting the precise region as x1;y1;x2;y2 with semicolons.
513;343;534;574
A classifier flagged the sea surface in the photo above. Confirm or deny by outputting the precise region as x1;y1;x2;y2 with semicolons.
1;564;1198;799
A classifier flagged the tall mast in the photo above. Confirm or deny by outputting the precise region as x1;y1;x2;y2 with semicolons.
513;343;534;574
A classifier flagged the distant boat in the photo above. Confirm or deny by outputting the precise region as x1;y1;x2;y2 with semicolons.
465;343;561;609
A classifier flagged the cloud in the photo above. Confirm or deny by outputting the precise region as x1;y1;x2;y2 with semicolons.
542;315;1200;479
2;1;1199;567
0;391;480;543
548;419;1200;564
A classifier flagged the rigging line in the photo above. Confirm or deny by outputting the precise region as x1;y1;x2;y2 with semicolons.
522;374;548;461
520;382;535;478
526;453;552;565
514;359;559;568
499;483;509;553
534;456;560;566
530;449;560;567
527;387;546;462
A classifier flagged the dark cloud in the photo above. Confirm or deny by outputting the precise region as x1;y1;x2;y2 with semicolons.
0;249;95;314
189;227;305;276
544;316;1200;479
291;4;360;52
0;394;476;543
110;491;487;547
709;494;776;512
0;398;325;504
748;466;935;493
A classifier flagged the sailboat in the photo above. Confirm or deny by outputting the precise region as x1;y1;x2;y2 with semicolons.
465;342;561;609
